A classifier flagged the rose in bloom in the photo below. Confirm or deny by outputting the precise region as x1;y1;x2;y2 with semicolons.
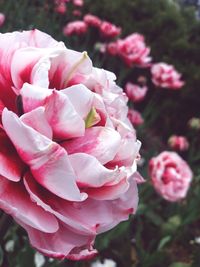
125;82;148;103
99;21;121;39
0;30;141;260
116;33;151;67
63;20;88;36
55;2;67;14
168;135;189;152
149;151;193;202
128;109;144;127
151;63;184;89
83;14;102;28
0;13;5;27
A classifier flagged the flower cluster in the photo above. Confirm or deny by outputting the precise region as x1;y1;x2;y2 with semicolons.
0;30;141;260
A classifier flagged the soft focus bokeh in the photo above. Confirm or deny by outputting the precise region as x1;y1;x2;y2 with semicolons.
0;0;200;266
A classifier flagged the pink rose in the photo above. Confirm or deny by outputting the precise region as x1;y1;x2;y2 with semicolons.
149;151;193;202
0;13;5;27
83;14;102;28
151;63;184;89
63;20;88;36
117;33;151;67
54;2;67;14
168;135;189;151
99;21;121;39
128;109;144;126
125;82;148;103
0;29;141;260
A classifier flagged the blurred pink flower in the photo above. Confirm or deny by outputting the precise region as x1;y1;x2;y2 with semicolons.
168;135;189;151
55;3;67;14
73;9;82;16
63;20;88;36
0;29;141;260
83;14;102;27
117;33;151;67
99;21;121;39
125;82;148;103
128;109;144;126
151;63;184;89
0;13;5;27
106;42;119;56
149;151;193;202
73;0;84;6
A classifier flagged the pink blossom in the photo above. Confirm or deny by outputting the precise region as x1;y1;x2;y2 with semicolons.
116;33;151;67
0;29;141;260
99;21;121;39
0;13;5;27
73;10;82;17
149;151;193;202
128;109;144;126
125;82;148;103
168;135;189;151
55;3;67;14
72;0;84;6
63;20;88;36
83;14;102;28
106;42;118;56
151;63;184;89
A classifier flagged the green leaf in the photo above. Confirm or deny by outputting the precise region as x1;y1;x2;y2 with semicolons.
157;235;171;250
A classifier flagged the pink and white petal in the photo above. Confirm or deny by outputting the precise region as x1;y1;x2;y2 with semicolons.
0;176;59;233
49;50;92;89
61;84;94;119
16;220;97;260
11;48;44;91
45;90;85;139
0;131;25;182
85;177;129;200
20;107;53;139
2;109;85;201
69;153;125;188
24;173;97;235
20;83;51;113
62;127;121;165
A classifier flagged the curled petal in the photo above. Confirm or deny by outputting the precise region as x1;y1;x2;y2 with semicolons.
2;108;86;201
62;127;121;165
0;176;59;233
0;130;25;181
16;220;97;260
21;107;53;139
69;153;125;188
45;90;85;139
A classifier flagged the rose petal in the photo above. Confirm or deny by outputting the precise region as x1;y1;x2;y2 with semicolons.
0;176;59;233
44;90;85;139
21;107;53;139
0;130;25;181
69;153;125;188
2;108;86;201
16;220;97;260
62;127;121;165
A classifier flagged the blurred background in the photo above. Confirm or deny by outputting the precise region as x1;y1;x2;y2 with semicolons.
0;0;200;266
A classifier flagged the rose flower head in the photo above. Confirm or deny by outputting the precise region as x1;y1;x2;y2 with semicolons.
149;151;193;202
151;63;184;89
168;135;189;152
0;29;141;260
